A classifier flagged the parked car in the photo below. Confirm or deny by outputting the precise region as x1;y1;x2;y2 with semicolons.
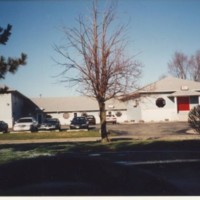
13;117;38;132
0;121;8;133
86;115;96;125
39;118;61;131
70;117;89;130
106;115;117;124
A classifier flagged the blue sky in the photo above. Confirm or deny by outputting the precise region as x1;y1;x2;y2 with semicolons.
1;0;200;98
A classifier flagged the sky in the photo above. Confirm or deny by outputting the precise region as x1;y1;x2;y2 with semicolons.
1;0;200;98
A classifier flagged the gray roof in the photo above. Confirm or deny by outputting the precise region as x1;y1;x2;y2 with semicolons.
0;84;31;99
168;90;200;97
31;96;126;113
134;76;200;94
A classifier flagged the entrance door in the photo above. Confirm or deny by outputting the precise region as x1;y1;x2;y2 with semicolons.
177;97;189;111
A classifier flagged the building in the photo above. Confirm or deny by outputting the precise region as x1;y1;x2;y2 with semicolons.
2;76;200;127
124;76;200;122
0;85;43;128
31;96;127;125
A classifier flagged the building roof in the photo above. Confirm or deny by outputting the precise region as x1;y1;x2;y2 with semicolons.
0;84;14;92
139;76;200;93
123;76;200;100
31;96;126;113
0;84;32;99
168;90;200;97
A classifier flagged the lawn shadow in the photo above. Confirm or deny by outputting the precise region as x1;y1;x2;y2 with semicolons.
175;128;192;135
109;130;129;136
110;137;133;142
0;152;184;196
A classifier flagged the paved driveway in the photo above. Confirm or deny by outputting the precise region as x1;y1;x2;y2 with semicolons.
106;122;200;140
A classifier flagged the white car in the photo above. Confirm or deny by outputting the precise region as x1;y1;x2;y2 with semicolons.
106;115;117;124
13;117;38;132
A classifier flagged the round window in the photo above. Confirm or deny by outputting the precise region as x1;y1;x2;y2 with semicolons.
156;98;166;108
115;111;122;117
63;113;69;119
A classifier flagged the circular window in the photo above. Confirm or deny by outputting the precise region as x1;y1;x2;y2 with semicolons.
156;98;166;108
115;111;122;117
63;113;69;119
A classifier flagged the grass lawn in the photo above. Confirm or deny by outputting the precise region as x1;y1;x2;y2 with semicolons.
1;138;200;165
1;139;200;195
0;129;102;140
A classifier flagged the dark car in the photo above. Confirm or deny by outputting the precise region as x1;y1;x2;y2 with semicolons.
70;117;89;130
0;121;8;133
39;118;61;131
86;115;96;125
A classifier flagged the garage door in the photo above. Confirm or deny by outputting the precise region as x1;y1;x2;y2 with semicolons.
177;97;189;111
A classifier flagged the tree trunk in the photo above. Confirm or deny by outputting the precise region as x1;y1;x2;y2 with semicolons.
98;100;109;142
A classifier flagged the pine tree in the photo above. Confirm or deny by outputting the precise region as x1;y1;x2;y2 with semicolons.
0;24;27;79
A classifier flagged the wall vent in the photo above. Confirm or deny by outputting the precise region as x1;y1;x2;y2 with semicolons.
181;85;189;91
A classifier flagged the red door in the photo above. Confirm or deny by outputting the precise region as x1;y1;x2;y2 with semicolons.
177;97;189;111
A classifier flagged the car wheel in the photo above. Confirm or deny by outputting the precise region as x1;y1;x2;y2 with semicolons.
31;126;37;132
3;128;8;134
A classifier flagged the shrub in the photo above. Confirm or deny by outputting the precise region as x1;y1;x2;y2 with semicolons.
188;105;200;134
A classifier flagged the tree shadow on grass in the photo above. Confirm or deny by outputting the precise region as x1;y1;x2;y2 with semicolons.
1;140;200;195
0;153;184;196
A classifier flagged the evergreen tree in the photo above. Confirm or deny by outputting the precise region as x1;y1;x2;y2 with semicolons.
0;24;27;79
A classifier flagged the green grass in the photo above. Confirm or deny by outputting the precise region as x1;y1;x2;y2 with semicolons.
1;139;200;165
0;130;101;140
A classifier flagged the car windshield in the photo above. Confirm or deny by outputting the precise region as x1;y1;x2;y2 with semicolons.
18;118;33;123
72;117;86;123
44;119;56;123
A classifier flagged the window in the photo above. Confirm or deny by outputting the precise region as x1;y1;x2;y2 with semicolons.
156;98;166;108
115;111;122;117
63;113;69;119
190;96;199;104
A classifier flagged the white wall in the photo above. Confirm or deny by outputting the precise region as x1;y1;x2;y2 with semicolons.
140;95;177;122
126;94;179;123
0;93;12;127
126;99;142;122
46;109;127;125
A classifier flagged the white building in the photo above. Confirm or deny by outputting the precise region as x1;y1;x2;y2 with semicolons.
31;96;127;125
2;76;200;127
0;85;43;128
124;77;200;122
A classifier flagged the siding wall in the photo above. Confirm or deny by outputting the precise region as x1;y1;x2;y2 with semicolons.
126;99;142;122
0;93;12;127
11;93;25;123
46;109;127;125
127;94;200;123
127;94;178;122
140;95;177;122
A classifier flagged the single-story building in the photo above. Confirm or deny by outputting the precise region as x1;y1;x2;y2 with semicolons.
31;96;127;125
2;76;200;127
0;85;43;128
123;76;200;122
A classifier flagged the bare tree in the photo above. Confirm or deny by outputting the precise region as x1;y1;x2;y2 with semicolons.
168;51;189;79
188;50;200;81
55;1;142;142
167;50;200;82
